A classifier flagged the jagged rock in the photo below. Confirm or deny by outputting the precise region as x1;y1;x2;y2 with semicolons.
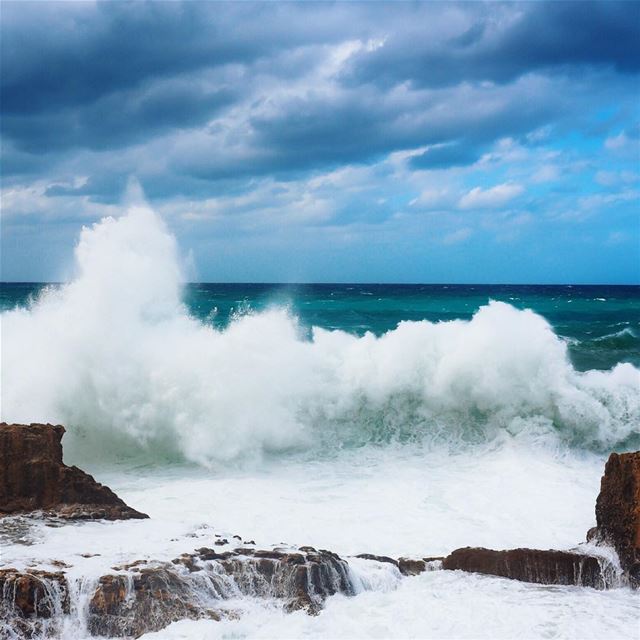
0;569;69;639
87;568;211;637
2;545;356;639
593;451;640;587
86;546;354;636
0;423;147;520
442;547;608;588
219;547;353;612
0;569;69;618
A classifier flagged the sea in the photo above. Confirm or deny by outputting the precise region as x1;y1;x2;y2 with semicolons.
1;204;639;639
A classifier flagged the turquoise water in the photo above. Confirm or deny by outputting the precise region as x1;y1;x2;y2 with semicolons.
3;282;639;372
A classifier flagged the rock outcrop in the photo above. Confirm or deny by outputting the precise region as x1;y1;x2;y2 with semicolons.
354;554;440;576
440;450;640;588
0;546;355;638
0;423;147;520
0;569;69;638
441;547;609;588
591;451;640;587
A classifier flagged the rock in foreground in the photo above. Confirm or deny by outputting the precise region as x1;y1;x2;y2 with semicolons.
441;547;612;588
0;422;147;520
592;451;640;587
0;546;354;638
440;450;640;589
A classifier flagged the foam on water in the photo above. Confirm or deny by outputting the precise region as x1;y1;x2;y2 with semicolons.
1;204;639;467
141;572;640;640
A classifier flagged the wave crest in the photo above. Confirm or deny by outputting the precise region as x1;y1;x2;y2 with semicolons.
2;205;638;466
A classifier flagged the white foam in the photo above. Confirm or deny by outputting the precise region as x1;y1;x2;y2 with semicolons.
1;204;638;467
141;571;640;640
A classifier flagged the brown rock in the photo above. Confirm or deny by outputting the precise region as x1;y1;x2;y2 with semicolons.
0;569;69;618
0;422;147;520
0;569;69;639
212;547;354;613
87;569;206;637
398;557;427;576
354;553;399;568
85;545;354;635
594;451;640;587
442;547;608;588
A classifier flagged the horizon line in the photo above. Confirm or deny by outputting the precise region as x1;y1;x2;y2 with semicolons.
2;281;639;287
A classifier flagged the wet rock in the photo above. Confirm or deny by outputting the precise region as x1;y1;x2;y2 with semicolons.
0;569;69;617
0;423;147;520
442;547;608;588
398;557;427;576
355;553;399;567
355;555;442;576
87;568;209;637
593;451;640;587
209;547;354;613
0;569;69;639
83;545;355;636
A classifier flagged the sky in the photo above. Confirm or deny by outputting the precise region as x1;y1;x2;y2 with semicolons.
1;1;639;284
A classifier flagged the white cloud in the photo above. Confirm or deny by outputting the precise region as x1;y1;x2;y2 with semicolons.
606;231;629;246
605;132;629;150
410;187;453;210
442;227;472;245
531;165;559;183
458;182;524;209
578;189;639;211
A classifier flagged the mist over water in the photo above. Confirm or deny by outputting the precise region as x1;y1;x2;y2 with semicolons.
1;204;638;467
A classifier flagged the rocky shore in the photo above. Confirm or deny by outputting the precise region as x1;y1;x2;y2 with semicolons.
0;423;147;520
1;423;638;638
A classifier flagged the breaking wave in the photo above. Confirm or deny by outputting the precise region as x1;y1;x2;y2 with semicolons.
2;204;639;466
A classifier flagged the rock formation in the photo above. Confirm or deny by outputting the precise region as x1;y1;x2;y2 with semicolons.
0;546;355;638
591;451;640;587
0;423;147;520
441;547;609;588
0;569;69;639
440;450;640;588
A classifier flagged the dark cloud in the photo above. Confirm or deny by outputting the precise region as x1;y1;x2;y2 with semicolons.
1;0;638;203
45;174;128;204
3;78;237;153
342;1;640;89
1;2;355;115
2;3;266;115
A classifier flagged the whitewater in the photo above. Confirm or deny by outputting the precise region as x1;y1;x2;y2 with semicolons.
1;203;639;639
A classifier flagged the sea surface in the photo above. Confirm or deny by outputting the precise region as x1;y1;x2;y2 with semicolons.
1;204;639;639
4;281;640;374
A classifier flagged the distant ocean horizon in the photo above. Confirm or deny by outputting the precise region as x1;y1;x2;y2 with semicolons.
3;281;639;374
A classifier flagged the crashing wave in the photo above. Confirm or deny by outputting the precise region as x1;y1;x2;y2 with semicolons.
1;205;638;466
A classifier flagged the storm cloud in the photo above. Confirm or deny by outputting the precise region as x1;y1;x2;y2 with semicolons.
1;1;638;282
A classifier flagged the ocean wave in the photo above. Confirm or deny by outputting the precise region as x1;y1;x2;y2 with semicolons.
589;327;639;347
1;204;639;466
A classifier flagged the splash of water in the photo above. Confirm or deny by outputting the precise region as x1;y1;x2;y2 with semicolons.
2;204;638;466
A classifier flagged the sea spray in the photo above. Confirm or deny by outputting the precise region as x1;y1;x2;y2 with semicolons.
1;204;639;466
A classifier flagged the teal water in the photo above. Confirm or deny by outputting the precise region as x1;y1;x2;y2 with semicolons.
3;283;639;372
